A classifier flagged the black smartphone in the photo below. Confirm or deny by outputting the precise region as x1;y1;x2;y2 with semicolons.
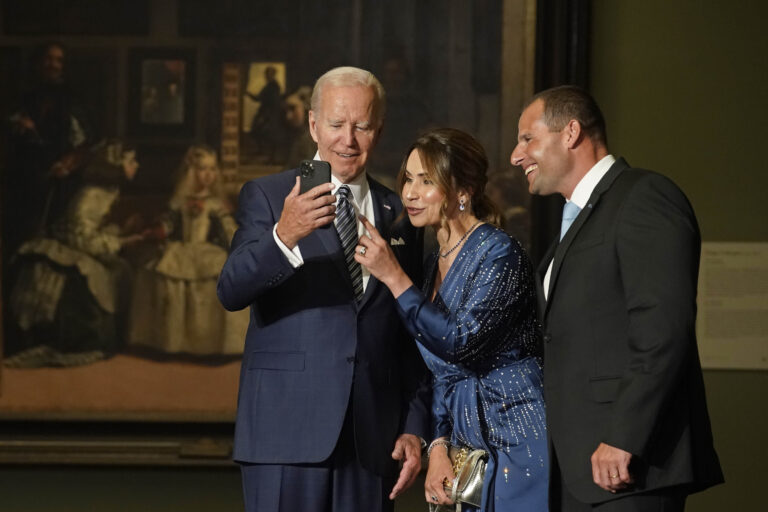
299;159;332;194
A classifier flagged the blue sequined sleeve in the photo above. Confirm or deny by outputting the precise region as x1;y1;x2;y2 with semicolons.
431;378;452;439
395;236;529;364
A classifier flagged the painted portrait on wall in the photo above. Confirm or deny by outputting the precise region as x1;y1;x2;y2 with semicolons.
0;0;535;465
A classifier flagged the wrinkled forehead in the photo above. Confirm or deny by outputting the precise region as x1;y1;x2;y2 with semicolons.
318;85;379;122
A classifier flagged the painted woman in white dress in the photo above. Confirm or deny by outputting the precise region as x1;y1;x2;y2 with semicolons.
7;141;142;367
129;145;248;356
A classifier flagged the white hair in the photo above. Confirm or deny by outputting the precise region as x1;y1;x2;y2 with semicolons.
310;66;386;126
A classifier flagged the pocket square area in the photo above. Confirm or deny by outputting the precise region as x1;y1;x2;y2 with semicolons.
390;237;406;246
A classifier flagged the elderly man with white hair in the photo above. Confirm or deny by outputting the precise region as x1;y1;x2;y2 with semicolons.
218;66;429;512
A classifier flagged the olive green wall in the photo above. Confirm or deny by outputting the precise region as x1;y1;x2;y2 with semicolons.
591;1;768;510
591;0;768;242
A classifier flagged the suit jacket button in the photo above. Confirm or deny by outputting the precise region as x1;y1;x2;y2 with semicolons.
543;334;552;344
346;356;355;363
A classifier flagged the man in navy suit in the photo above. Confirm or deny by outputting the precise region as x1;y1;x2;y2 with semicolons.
218;66;430;512
511;86;723;511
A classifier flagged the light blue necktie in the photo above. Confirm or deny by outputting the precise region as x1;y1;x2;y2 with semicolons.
560;201;581;241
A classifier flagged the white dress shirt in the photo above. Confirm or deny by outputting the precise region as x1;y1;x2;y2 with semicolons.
543;154;616;300
273;152;376;292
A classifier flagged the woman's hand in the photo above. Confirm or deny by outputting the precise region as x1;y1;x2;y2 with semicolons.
425;444;455;507
355;216;413;298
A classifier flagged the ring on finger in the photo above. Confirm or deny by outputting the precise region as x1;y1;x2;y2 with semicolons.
431;495;438;502
609;473;619;479
358;246;367;256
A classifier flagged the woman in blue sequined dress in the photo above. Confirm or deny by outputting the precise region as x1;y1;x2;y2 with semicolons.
356;128;548;511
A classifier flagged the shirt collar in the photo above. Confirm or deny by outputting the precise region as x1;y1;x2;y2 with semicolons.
568;154;616;209
313;151;369;204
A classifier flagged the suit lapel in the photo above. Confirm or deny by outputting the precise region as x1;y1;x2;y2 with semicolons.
536;240;557;316
358;180;394;310
299;178;395;310
543;159;629;316
297;192;349;288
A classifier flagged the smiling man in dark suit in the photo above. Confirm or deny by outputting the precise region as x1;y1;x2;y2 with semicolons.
511;85;723;511
218;66;429;512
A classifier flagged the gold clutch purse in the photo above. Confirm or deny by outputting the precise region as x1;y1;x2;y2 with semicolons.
429;444;489;512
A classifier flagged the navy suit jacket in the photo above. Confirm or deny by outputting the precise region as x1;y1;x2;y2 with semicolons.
538;158;723;503
218;168;430;477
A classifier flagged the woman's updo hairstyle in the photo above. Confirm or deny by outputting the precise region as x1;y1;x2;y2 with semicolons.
396;128;501;233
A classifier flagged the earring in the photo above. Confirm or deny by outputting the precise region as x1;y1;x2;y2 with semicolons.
459;198;466;211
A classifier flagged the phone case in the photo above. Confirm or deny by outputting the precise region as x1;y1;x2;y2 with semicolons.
299;160;332;194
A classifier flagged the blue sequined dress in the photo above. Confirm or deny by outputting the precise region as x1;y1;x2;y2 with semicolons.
396;224;548;511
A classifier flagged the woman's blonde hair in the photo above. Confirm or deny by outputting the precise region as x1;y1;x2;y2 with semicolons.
395;128;501;235
170;144;223;208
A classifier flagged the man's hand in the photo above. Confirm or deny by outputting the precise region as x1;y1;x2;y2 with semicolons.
275;177;336;249
389;433;423;500
590;442;633;492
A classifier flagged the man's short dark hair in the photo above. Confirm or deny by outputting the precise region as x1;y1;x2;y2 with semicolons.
527;85;608;147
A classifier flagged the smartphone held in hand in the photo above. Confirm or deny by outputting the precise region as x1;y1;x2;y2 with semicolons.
299;160;332;194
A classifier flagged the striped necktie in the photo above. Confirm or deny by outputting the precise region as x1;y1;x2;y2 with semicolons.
335;185;364;302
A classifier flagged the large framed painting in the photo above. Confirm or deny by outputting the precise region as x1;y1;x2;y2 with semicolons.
0;45;237;466
0;0;536;466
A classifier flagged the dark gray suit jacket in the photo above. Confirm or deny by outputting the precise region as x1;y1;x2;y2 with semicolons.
538;158;723;503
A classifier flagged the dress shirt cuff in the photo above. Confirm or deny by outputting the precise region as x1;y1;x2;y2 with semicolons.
272;223;304;268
